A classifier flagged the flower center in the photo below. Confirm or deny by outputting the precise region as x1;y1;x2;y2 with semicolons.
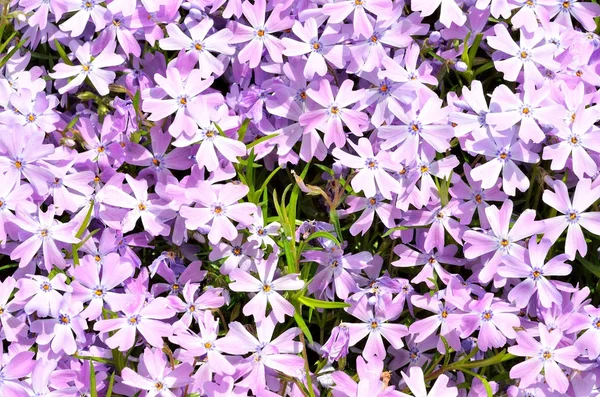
214;206;223;214
128;315;140;325
95;288;103;296
152;158;160;166
542;350;553;360
368;197;377;206
195;43;202;51
420;165;429;173
371;321;378;329
138;203;147;211
313;42;320;50
522;107;530;115
257;29;265;37
569;212;577;220
59;314;70;324
155;382;163;390
233;246;242;256
562;1;570;8
532;269;542;280
97;146;105;153
571;136;578;144
500;239;509;247
41;282;52;292
475;194;482;203
263;284;271;293
441;310;448;318
179;97;187;105
330;106;339;114
204;342;212;349
189;305;196;312
482;310;493;321
14;161;22;168
206;130;215;138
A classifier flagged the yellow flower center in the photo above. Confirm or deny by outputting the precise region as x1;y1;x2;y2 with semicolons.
14;161;22;168
257;29;265;37
195;43;202;51
500;239;509;247
263;284;271;293
475;194;482;203
138;203;146;211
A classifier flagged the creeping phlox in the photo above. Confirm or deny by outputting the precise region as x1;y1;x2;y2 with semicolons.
0;0;599;396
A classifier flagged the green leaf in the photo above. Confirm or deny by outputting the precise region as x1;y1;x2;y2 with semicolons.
89;361;98;397
460;369;493;397
237;118;251;142
468;34;483;66
54;39;73;66
72;201;95;266
381;226;409;238
302;231;340;246
461;32;471;67
0;32;17;55
297;296;350;309
105;372;115;397
293;309;314;344
246;133;279;150
0;38;28;69
577;254;600;278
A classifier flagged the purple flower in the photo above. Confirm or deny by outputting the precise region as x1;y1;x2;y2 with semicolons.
460;293;520;351
30;294;87;355
229;253;304;323
49;42;124;96
345;298;408;360
487;24;560;85
180;181;256;244
228;0;293;68
121;347;193;395
321;324;351;362
160;18;235;78
93;295;175;351
60;0;109;37
398;366;458;397
508;324;582;393
333;137;402;200
542;177;600;258
463;199;545;284
499;238;571;308
10;205;79;270
299;79;369;149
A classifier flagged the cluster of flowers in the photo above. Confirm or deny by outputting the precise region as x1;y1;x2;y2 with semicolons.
0;0;600;395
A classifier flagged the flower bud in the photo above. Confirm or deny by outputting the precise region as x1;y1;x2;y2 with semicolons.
455;61;468;72
321;324;350;361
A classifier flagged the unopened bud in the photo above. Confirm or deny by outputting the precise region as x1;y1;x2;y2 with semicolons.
455;61;468;72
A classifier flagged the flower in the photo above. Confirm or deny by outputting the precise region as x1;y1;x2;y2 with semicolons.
229;253;304;322
49;42;124;96
121;347;193;395
397;366;458;397
10;205;80;270
332;137;402;200
30;294;87;355
542;177;600;258
299;79;369;148
498;238;571;308
321;324;351;362
508;324;582;393
462;199;545;284
180;181;256;244
93;295;175;351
